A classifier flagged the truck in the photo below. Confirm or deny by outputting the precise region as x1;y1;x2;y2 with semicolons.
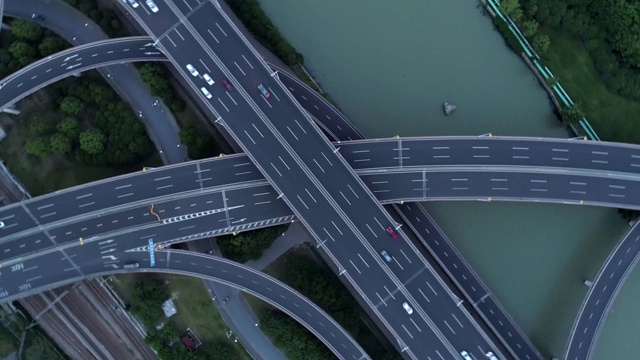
123;262;140;269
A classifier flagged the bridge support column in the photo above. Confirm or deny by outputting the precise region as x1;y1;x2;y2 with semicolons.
2;105;20;115
583;280;593;287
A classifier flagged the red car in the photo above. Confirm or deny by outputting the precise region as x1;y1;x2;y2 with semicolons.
222;79;233;91
386;227;398;239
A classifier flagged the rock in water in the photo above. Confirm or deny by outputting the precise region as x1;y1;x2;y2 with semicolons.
443;102;456;116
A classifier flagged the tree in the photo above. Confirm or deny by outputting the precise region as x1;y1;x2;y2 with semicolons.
603;0;640;67
59;96;85;116
521;20;538;38
216;225;288;262
10;19;44;42
499;0;522;20
8;41;37;67
561;104;585;125
179;125;214;159
79;129;106;155
139;63;170;96
50;134;73;155
57;117;80;138
25;138;49;158
39;36;67;57
130;279;168;327
532;33;550;56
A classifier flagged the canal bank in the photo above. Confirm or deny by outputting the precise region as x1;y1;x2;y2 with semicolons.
254;0;631;358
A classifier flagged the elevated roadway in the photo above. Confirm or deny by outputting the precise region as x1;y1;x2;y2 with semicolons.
23;1;511;358
4;0;637;358
3;246;368;360
0;37;165;112
5;0;185;164
564;221;640;360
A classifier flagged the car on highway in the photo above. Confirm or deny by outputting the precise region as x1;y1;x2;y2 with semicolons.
0;221;4;228
124;262;140;269
200;87;212;99
31;14;45;21
386;227;398;239
186;64;199;76
380;250;392;262
222;79;233;91
402;302;413;314
125;0;139;8
145;0;159;12
258;84;270;98
203;74;215;85
460;351;472;360
485;351;498;360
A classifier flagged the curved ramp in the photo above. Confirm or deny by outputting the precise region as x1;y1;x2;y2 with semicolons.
0;37;165;112
1;248;369;360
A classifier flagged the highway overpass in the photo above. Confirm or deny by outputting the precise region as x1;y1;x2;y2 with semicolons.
2;0;637;358
0;37;165;112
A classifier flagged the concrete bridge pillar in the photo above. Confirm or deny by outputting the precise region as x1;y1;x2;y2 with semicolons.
2;106;20;115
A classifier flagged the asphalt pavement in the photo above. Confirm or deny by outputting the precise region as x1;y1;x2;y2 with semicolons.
5;0;185;164
6;1;633;358
133;2;502;359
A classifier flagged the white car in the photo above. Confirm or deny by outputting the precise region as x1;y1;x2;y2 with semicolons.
126;0;139;8
0;221;4;228
203;74;215;86
460;351;472;360
402;302;413;315
186;64;198;76
145;0;159;12
380;250;392;263
485;351;498;360
200;87;212;99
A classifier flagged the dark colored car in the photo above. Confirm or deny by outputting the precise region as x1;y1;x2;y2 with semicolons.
31;14;45;21
222;79;233;91
258;84;270;98
386;227;398;239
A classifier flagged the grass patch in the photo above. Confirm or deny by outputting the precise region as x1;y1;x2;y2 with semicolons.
0;90;162;196
111;274;251;360
540;28;640;144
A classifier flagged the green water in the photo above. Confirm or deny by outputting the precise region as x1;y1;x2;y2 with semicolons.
257;0;632;358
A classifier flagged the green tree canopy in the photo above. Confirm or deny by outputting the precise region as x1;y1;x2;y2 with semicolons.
59;96;86;116
25;137;49;158
8;41;37;67
79;129;106;155
10;19;44;42
130;279;168;327
57;117;80;138
39;36;67;57
50;134;73;155
216;225;288;262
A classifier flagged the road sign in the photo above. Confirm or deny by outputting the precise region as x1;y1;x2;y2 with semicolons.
148;238;156;267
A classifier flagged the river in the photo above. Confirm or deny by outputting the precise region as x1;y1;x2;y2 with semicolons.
256;0;632;358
